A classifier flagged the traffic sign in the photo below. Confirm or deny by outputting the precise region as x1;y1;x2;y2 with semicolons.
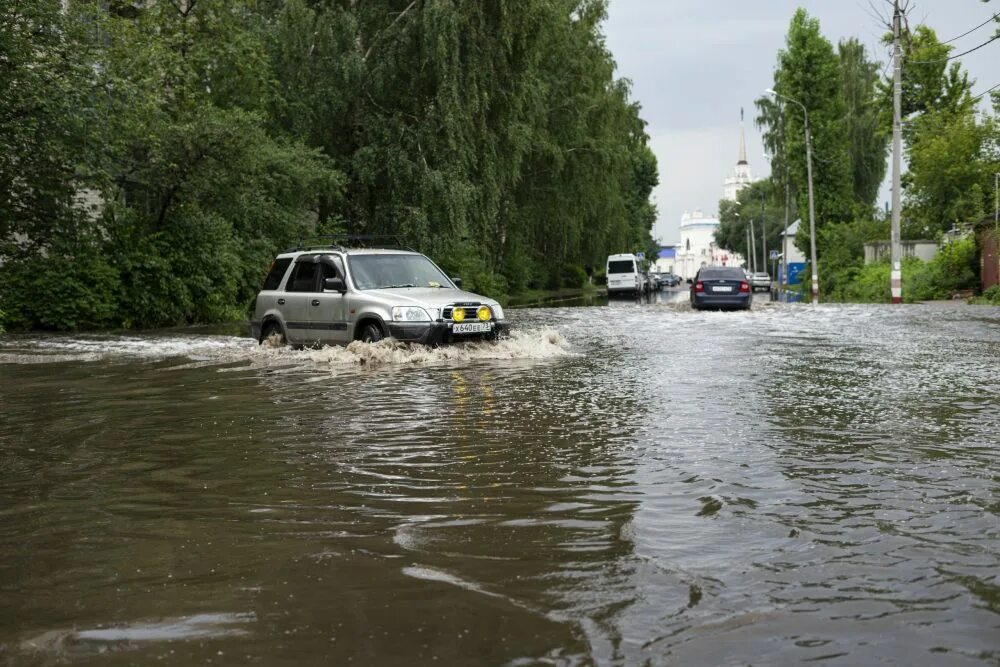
636;251;645;260
769;250;779;260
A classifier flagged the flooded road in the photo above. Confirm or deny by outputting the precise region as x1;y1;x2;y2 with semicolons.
1;295;998;665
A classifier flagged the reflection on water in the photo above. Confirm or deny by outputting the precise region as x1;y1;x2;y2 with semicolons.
0;302;998;664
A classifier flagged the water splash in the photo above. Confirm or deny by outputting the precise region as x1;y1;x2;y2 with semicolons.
19;613;255;657
291;328;573;368
0;327;573;369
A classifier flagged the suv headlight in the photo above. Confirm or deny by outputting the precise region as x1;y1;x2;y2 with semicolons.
490;304;504;320
391;306;431;322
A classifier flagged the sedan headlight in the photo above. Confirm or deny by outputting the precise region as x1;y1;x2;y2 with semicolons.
490;304;504;320
391;306;431;322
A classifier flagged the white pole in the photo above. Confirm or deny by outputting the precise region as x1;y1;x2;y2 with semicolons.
890;0;903;304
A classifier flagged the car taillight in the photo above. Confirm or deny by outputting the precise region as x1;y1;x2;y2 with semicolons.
695;281;704;293
740;281;750;292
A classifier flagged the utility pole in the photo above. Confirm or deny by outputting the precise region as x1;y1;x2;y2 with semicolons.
749;218;757;274
782;158;790;301
804;117;818;304
890;0;903;304
745;224;751;273
760;189;767;280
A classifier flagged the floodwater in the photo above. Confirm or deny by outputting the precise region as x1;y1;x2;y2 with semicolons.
1;294;998;665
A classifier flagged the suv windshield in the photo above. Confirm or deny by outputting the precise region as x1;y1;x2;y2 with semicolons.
348;254;452;290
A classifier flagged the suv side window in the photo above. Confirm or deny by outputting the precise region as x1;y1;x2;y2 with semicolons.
287;260;319;292
262;258;292;291
320;256;345;281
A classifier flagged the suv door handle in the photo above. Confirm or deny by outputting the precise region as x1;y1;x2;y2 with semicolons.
311;299;320;307
277;298;285;305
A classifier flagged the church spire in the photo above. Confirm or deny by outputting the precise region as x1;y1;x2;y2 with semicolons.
723;108;753;201
737;107;748;166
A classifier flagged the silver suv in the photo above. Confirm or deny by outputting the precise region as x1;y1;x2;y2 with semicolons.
251;242;509;347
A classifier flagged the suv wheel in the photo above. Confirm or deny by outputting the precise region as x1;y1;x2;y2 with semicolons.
360;322;384;343
260;321;286;346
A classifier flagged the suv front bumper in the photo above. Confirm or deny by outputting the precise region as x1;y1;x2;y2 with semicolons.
389;321;510;345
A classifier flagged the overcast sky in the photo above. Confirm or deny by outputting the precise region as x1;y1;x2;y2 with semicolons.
603;0;999;245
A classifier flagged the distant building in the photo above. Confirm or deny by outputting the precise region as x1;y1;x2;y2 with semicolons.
674;210;743;280
654;246;676;273
864;240;938;264
672;114;752;280
723;110;754;202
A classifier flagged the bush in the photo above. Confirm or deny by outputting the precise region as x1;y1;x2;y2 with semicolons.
971;284;1000;305
561;264;588;289
822;235;979;304
0;241;120;330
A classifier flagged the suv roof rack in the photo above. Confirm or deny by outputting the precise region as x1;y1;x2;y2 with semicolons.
284;235;417;253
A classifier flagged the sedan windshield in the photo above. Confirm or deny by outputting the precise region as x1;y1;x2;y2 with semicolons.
348;254;452;290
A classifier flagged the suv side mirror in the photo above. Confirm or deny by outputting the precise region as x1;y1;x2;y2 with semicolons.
323;277;346;293
451;277;462;288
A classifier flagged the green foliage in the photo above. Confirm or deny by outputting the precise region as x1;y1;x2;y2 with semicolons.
0;0;101;247
0;239;120;330
971;285;1000;305
752;9;997;304
755;9;855;241
905;110;993;236
824;236;978;303
839;37;889;209
825;262;891;303
1;0;657;330
716;179;786;270
561;265;589;289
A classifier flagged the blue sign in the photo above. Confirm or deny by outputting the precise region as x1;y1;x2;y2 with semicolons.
636;251;645;260
786;262;805;285
769;250;779;260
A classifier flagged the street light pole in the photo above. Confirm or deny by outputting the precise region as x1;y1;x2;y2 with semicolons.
766;87;818;304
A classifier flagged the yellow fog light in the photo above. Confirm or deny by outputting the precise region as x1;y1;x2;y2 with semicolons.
477;306;491;321
452;307;466;322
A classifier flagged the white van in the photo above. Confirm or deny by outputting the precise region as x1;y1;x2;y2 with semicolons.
606;253;642;295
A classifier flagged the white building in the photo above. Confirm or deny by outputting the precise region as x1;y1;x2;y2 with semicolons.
673;115;752;280
674;210;744;280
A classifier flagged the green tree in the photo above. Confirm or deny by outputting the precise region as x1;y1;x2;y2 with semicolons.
715;179;785;271
893;27;992;235
1;0;658;330
756;8;854;255
839;37;888;210
0;0;99;249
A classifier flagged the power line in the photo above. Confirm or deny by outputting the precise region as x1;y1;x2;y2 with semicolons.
972;81;1000;101
940;12;1000;45
908;32;1000;64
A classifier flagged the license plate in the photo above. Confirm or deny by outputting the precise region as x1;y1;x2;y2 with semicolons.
713;285;732;292
453;322;493;334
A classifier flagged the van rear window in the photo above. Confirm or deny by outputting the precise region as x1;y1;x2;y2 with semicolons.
608;260;635;273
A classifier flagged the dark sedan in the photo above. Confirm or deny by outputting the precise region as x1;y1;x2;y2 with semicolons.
659;272;681;287
690;266;751;311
